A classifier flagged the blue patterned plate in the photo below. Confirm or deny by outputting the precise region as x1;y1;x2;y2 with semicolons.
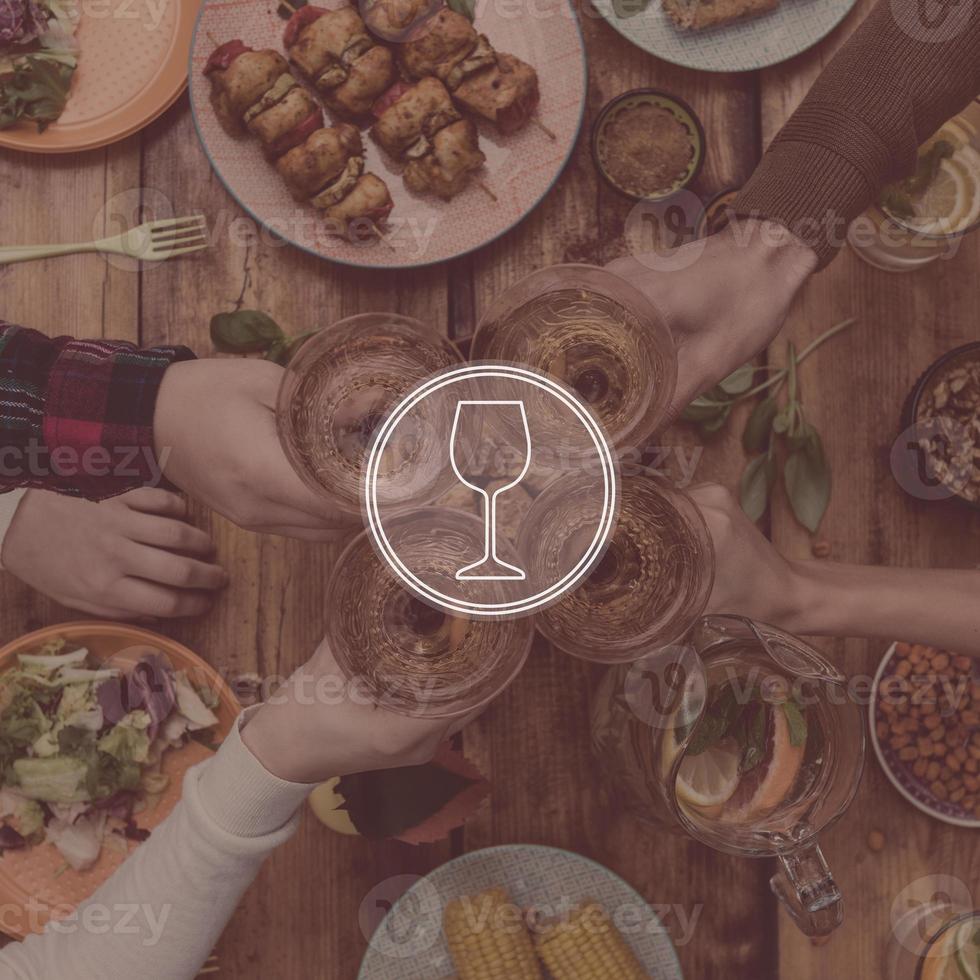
592;0;859;72
357;844;684;979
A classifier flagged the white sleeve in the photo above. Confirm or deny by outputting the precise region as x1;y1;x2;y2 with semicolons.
0;708;315;980
0;489;27;572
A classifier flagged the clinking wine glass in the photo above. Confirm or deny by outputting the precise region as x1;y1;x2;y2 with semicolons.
327;508;534;718
521;471;714;661
276;312;463;522
471;264;677;452
450;400;531;581
590;615;865;937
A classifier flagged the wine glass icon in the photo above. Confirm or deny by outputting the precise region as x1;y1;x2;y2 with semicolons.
450;400;531;581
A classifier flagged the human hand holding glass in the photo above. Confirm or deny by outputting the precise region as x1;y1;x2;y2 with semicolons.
449;400;531;581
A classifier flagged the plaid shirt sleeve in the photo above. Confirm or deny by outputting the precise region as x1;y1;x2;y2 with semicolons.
0;321;196;500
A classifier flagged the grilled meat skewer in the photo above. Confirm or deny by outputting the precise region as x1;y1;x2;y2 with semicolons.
205;40;393;236
284;6;396;119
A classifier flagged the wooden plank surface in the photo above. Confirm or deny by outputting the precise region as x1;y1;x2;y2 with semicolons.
758;11;980;973
1;0;978;976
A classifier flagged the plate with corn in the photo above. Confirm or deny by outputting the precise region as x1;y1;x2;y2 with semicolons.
357;843;683;979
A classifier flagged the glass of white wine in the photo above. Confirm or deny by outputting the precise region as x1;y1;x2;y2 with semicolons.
276;313;463;522
470;265;677;453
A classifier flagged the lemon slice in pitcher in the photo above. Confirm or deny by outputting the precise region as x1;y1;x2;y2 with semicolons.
675;737;741;809
905;159;979;235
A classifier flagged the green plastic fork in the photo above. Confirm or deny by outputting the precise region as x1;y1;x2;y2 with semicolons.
0;215;209;265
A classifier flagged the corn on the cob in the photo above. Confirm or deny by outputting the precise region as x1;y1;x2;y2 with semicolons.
444;887;543;979
535;901;649;979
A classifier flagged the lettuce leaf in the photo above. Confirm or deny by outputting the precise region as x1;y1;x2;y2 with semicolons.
12;756;90;803
0;55;74;132
97;710;151;765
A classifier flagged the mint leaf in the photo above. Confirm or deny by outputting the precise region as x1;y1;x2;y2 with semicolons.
782;700;808;747
685;683;739;756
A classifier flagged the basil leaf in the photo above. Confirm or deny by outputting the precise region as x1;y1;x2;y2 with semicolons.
210;310;285;354
784;427;830;533
743;395;778;453
740;454;773;523
264;339;291;365
720;364;755;395
447;0;476;20
782;700;808;747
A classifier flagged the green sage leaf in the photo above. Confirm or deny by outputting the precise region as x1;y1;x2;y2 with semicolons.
210;310;285;354
784;427;830;533
698;403;732;435
720;364;755;395
743;395;778;453
740;454;774;523
682;398;731;423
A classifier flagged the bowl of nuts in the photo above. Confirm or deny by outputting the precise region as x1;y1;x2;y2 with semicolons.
871;642;980;828
898;342;980;509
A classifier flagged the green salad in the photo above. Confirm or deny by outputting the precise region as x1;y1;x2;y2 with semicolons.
0;638;219;871
0;0;79;131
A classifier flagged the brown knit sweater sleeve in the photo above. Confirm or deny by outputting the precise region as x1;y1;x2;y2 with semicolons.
732;0;980;268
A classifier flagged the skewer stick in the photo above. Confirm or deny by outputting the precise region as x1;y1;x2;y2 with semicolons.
531;116;556;141
206;31;219;46
476;180;498;203
280;0;297;12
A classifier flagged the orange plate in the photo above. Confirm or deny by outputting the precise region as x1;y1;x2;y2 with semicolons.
0;622;240;939
0;0;199;154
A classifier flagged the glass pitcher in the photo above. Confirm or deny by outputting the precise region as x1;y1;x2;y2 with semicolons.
591;614;866;937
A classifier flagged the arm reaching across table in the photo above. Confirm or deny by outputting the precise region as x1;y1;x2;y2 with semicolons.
608;0;980;420
691;484;980;656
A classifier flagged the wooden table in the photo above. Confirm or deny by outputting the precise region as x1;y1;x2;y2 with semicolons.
2;1;979;976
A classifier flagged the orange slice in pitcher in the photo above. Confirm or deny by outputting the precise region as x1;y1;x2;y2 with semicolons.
722;706;806;823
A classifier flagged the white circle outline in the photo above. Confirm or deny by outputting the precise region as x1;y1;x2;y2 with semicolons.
364;364;618;617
